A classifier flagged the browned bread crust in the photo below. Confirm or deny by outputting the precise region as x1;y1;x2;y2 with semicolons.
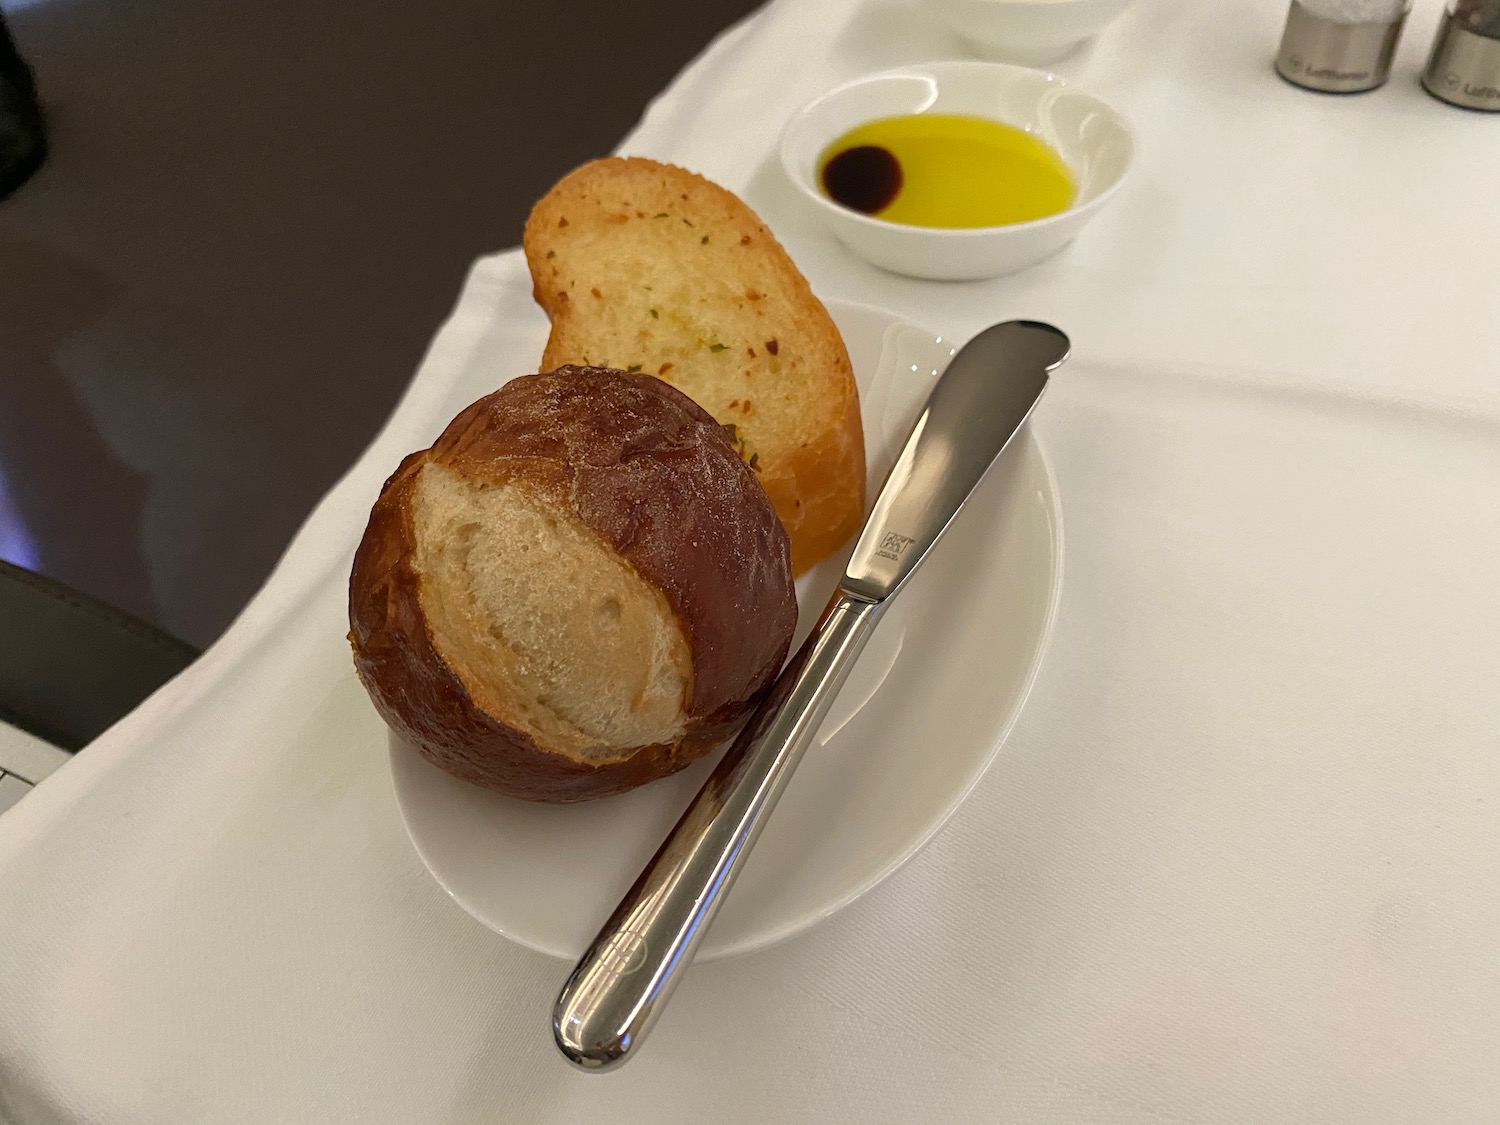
349;367;797;802
523;156;865;575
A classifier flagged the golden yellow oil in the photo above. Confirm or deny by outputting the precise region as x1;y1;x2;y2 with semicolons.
818;113;1076;229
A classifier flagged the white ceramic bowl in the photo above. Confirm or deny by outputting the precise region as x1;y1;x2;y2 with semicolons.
780;61;1134;281
926;0;1138;65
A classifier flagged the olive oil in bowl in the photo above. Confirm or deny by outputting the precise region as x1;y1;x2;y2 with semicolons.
818;113;1075;229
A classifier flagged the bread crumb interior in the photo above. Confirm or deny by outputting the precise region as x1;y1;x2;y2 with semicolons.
413;462;690;760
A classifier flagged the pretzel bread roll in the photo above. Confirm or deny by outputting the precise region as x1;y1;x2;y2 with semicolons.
349;366;798;802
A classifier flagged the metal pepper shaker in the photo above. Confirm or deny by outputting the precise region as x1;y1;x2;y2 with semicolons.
1422;1;1500;110
1275;0;1413;93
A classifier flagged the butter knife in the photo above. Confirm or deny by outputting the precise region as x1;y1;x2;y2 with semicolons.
553;319;1070;1071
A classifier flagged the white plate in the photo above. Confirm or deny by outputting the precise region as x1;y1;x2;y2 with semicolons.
389;300;1063;961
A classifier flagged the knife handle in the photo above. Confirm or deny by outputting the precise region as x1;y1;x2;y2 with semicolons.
553;592;881;1071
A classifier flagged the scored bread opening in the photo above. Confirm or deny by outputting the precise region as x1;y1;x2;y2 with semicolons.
412;462;691;761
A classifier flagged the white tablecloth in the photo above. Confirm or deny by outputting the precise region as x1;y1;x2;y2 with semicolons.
5;1;1500;1122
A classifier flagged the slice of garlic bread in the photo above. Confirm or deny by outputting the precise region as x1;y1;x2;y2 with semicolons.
523;156;865;575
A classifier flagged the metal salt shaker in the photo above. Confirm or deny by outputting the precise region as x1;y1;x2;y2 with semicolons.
1275;0;1413;93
